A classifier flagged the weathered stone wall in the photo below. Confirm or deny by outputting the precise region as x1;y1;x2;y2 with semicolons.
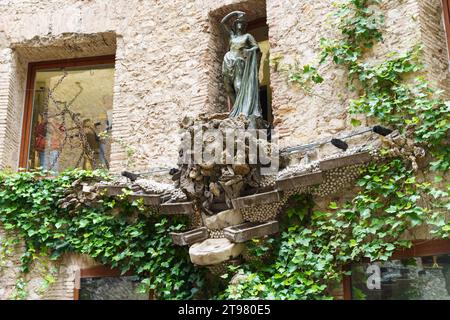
0;0;448;171
0;0;270;174
418;0;450;99
0;0;448;299
0;226;99;299
268;0;449;153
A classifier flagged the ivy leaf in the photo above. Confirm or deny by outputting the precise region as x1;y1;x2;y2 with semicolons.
360;208;371;219
350;118;362;126
329;202;339;209
385;206;398;214
434;176;443;183
78;219;89;228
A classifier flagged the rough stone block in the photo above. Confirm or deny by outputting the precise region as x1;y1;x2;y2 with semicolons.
128;193;161;206
203;209;243;230
189;238;244;266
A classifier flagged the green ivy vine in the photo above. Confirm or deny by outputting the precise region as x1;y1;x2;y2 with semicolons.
0;0;448;301
0;169;208;299
219;0;449;299
220;159;447;299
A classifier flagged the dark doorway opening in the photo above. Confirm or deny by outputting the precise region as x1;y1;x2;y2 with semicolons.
248;17;272;125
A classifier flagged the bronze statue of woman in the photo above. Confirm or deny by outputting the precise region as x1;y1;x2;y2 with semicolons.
221;11;263;122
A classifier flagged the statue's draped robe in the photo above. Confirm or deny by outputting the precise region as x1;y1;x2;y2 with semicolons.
229;49;262;119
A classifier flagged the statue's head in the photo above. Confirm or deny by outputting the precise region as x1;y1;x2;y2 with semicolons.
233;16;247;34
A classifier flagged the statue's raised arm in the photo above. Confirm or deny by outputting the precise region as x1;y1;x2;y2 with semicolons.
220;11;245;36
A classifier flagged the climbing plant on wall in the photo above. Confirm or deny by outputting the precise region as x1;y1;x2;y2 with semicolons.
0;169;208;299
219;0;449;299
220;159;447;299
0;0;448;301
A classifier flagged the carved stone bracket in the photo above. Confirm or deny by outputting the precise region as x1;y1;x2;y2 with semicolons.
128;193;161;206
231;190;281;209
189;238;244;266
160;201;195;215
223;221;279;243
171;227;209;246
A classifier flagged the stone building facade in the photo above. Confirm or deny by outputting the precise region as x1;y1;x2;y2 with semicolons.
0;0;449;299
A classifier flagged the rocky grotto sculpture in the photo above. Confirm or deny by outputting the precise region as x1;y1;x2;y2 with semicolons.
98;111;404;271
221;11;263;125
95;11;409;271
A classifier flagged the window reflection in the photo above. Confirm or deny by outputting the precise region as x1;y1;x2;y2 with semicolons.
29;66;114;172
79;276;148;300
351;254;450;300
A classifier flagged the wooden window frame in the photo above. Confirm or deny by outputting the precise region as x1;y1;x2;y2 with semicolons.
443;0;450;59
19;55;116;170
73;265;153;300
343;239;450;300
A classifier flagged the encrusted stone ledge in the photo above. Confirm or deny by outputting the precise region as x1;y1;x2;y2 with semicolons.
319;151;371;171
189;238;244;266
276;171;324;191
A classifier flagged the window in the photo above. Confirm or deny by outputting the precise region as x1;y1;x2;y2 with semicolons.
74;266;150;300
443;0;450;59
20;56;115;172
344;240;450;300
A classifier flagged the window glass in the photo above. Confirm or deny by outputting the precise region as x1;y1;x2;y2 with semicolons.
28;65;114;172
79;276;148;300
351;254;450;300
